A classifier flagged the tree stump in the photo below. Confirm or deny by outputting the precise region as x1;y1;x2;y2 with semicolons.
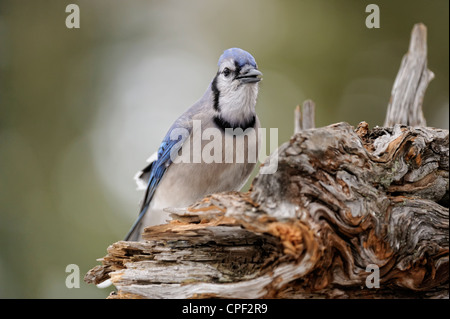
85;23;449;299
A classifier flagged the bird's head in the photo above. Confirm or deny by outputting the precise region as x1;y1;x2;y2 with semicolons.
217;48;262;85
211;48;262;128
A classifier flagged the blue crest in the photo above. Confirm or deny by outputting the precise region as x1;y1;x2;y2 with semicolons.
218;48;257;68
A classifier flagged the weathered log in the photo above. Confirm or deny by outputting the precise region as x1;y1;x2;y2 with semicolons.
85;122;448;299
85;23;449;298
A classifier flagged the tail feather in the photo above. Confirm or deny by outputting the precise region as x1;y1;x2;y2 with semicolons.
126;152;158;241
124;204;149;241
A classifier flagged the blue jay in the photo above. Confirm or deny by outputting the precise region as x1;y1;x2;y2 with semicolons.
125;48;262;241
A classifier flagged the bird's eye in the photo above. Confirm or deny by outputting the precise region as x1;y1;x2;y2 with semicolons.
223;67;231;77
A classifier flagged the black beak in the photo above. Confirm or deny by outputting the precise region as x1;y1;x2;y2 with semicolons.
236;69;263;83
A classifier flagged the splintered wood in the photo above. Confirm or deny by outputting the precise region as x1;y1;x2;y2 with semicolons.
384;23;434;127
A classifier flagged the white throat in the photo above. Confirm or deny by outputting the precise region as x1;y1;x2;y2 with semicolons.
217;82;258;126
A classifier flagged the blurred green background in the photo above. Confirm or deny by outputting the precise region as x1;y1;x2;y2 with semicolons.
0;0;448;298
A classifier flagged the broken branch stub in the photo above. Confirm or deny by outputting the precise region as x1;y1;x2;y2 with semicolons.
384;23;434;127
294;99;316;134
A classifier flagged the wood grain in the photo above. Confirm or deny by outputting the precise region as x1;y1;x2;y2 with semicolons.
85;122;448;298
384;23;434;127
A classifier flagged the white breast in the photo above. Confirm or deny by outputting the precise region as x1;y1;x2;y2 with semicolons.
141;117;260;226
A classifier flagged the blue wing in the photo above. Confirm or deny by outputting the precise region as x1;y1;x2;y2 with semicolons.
141;135;183;211
124;122;191;240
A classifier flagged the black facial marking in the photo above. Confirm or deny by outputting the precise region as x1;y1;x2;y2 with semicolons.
234;60;242;80
211;74;220;111
213;114;256;131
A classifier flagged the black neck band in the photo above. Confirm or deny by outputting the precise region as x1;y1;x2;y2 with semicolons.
213;114;256;131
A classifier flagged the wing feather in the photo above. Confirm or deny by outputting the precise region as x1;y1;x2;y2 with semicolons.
124;119;192;241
